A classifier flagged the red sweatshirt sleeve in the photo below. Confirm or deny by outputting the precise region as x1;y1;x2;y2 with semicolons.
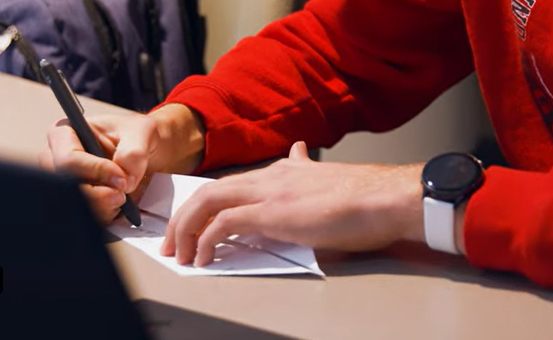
163;0;473;172
464;167;553;288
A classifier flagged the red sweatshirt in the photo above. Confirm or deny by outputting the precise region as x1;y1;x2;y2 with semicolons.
164;0;553;288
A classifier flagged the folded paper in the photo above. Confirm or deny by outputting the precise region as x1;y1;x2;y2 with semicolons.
108;174;325;277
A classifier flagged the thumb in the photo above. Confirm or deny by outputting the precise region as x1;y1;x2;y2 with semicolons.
112;122;158;193
288;141;310;161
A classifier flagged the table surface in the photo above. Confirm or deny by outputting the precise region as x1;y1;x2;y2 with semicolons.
1;73;552;340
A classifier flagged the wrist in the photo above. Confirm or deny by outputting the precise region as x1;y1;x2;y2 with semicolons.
420;153;482;255
149;104;205;174
399;182;466;254
392;158;470;254
395;163;426;244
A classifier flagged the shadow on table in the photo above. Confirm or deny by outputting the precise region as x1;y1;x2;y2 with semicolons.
316;242;553;302
105;228;552;299
136;299;298;340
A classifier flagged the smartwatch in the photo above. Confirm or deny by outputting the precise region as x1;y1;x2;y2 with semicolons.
421;152;485;254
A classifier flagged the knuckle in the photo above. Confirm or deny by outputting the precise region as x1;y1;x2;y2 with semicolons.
168;221;181;238
197;234;212;248
55;152;77;170
166;219;177;233
215;210;235;227
91;159;110;178
198;231;221;249
172;217;193;240
193;182;218;204
272;159;293;173
212;210;238;235
140;116;158;133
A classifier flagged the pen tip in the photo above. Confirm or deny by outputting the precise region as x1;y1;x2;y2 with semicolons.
129;216;142;227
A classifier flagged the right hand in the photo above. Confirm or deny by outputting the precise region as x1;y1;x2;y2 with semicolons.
39;104;205;224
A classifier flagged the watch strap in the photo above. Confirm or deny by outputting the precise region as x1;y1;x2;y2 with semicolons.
423;197;460;255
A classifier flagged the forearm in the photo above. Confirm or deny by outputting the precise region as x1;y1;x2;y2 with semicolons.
162;0;473;173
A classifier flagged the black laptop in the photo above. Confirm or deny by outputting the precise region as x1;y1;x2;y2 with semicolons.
0;160;295;340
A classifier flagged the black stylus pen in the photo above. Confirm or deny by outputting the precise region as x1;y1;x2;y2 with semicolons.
40;59;142;226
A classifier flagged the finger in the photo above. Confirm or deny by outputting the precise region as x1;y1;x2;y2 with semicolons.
288;141;310;161
160;215;211;259
38;149;55;171
79;184;126;225
194;204;262;267
112;120;158;193
160;217;180;257
161;179;260;263
54;118;70;127
48;125;127;190
128;173;153;207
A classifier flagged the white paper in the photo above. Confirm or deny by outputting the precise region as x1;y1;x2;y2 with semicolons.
108;174;325;277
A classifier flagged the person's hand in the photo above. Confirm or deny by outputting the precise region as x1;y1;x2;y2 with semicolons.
160;141;426;267
39;104;205;224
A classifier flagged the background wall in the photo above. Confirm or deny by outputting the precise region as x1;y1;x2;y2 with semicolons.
322;75;494;164
199;0;494;164
199;0;295;71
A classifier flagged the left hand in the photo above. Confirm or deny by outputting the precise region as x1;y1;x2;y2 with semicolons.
38;104;204;224
160;141;425;267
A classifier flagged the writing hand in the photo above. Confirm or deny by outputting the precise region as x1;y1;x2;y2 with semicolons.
39;104;204;224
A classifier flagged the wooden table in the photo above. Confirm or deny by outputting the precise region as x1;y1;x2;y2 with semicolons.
1;73;552;340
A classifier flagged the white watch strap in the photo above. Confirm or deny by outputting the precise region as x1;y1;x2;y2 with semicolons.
423;197;460;255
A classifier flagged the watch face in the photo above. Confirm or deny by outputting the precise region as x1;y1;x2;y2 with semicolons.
422;153;482;192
